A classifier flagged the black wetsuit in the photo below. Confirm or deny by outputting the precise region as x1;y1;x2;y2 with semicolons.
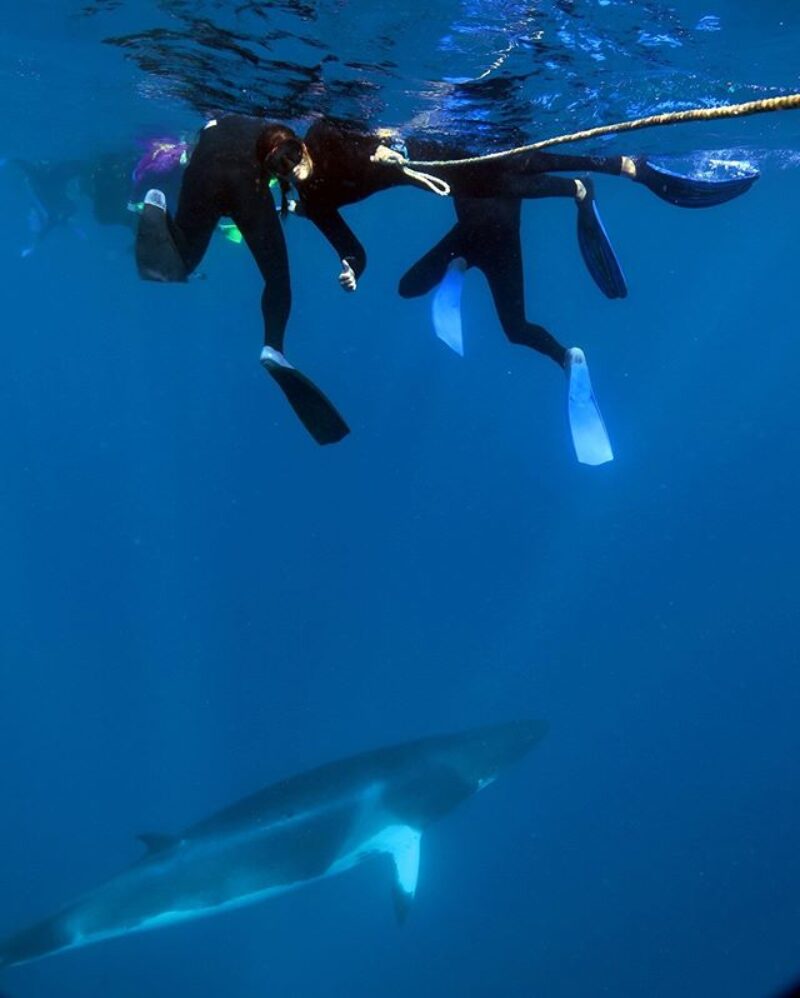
296;120;412;280
135;115;353;445
297;121;625;269
295;120;626;366
398;196;568;366
143;115;291;352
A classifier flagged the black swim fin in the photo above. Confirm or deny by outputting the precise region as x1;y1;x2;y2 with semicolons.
261;348;350;445
576;179;627;300
135;189;187;282
633;158;759;208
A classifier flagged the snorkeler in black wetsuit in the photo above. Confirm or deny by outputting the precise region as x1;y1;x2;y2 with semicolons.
134;115;349;446
397;182;627;463
400;157;758;461
400;195;570;364
397;154;758;463
134;114;757;455
266;118;757;462
267;118;757;296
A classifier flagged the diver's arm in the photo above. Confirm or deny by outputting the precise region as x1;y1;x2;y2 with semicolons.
304;204;367;288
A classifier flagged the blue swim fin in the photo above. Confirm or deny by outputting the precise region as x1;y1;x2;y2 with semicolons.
566;347;613;466
634;158;759;208
432;257;467;356
576;179;627;299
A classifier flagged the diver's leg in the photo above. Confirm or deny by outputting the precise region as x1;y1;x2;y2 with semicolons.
500;170;607;200
231;191;291;352
509;150;625;179
233;195;349;446
399;225;470;355
136;153;219;282
398;226;464;298
136;194;217;282
136;191;188;281
479;224;567;366
505;149;758;207
477;174;626;299
480;235;613;464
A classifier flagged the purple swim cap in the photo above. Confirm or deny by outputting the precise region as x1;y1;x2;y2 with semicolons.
132;138;189;184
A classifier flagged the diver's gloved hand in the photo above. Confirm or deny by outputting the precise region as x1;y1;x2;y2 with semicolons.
276;198;300;215
370;144;406;165
339;259;357;292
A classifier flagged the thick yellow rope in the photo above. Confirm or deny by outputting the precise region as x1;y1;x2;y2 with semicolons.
396;92;800;170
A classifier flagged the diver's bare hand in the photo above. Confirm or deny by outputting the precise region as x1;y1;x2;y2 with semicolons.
339;260;357;292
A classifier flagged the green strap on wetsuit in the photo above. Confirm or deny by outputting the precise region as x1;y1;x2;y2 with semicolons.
218;222;243;244
220;177;280;243
129;202;244;244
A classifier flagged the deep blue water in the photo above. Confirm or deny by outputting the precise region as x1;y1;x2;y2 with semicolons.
1;2;799;996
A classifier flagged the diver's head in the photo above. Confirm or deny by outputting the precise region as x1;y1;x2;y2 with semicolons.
269;139;313;183
259;126;313;184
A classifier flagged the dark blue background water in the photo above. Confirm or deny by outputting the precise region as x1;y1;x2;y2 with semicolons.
1;3;799;996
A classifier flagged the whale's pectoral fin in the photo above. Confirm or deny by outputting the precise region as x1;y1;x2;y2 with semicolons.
379;824;421;924
137;833;178;854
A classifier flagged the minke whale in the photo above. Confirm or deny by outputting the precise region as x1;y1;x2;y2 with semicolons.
0;720;547;969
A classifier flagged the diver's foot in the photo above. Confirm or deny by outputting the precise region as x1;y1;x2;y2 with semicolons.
144;188;166;211
260;346;293;371
136;189;187;282
629;157;759;208
260;347;350;445
576;178;627;300
565;347;614;466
